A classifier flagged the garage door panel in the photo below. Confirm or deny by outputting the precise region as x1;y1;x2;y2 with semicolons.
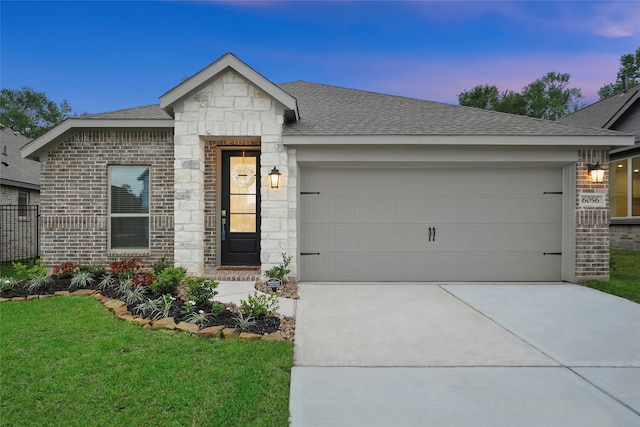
300;167;563;281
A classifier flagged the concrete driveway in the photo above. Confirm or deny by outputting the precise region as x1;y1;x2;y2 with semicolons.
289;283;640;426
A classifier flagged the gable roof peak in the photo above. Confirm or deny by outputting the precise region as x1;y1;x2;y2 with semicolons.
159;53;299;121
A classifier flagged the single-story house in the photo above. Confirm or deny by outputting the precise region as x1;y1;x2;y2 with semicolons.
22;53;634;282
559;84;640;250
1;124;40;262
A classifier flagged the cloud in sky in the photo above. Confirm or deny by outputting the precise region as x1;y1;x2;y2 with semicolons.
592;2;640;38
1;0;638;114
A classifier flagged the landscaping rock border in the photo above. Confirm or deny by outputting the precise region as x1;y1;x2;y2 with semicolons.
1;290;289;342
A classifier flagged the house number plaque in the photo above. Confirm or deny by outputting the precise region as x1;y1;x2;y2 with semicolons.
579;193;606;208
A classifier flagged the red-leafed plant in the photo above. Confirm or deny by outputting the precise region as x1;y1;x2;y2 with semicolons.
52;262;80;277
108;258;144;280
131;271;156;287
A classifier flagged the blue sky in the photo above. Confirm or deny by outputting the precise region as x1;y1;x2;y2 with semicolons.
1;1;639;115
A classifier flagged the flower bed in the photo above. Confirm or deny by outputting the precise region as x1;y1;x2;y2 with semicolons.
2;258;292;339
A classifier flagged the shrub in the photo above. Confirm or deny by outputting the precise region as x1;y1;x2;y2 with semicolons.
12;259;48;280
81;264;107;276
108;258;143;281
52;262;80;277
240;291;279;317
184;277;219;307
150;267;186;296
131;271;156;288
264;253;292;281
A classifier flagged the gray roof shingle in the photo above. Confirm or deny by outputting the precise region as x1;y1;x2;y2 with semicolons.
0;125;40;188
79;104;172;120
279;81;619;137
558;84;640;129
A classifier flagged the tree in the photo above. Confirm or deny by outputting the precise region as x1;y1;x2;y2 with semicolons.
0;87;73;138
458;72;584;120
598;47;640;99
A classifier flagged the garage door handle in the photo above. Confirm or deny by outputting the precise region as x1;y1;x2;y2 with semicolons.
428;227;432;241
433;227;436;241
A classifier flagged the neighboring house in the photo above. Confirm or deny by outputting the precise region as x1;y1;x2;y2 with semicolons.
22;53;634;282
1;124;41;262
559;84;640;250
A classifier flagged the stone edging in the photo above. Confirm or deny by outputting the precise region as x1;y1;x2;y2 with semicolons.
0;290;287;341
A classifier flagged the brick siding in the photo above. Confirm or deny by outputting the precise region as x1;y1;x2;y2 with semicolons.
575;149;610;280
39;130;174;267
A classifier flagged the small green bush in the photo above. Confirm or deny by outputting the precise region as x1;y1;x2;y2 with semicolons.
264;253;292;281
184;277;219;307
150;267;186;295
240;291;279;317
12;259;48;280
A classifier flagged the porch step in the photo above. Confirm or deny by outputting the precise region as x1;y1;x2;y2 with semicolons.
204;267;261;282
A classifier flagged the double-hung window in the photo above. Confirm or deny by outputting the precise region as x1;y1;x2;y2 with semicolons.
610;156;640;218
109;166;150;249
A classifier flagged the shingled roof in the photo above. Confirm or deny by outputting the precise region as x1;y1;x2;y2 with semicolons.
79;104;172;120
279;81;619;137
558;84;640;129
0;125;40;190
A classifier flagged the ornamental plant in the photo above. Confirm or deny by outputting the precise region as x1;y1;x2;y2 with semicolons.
150;267;186;295
108;258;143;281
184;277;219;308
52;262;80;277
240;291;279;317
265;253;292;281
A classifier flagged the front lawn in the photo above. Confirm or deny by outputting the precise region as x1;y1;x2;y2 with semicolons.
580;250;640;304
0;296;293;426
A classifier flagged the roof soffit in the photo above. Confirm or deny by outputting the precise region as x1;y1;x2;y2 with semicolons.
159;53;299;120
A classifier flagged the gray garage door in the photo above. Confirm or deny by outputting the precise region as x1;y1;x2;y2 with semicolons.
300;167;563;281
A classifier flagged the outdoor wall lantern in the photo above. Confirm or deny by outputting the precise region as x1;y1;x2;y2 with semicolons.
587;162;605;184
269;167;281;189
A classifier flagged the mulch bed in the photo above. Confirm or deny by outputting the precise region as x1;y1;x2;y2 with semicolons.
2;276;291;336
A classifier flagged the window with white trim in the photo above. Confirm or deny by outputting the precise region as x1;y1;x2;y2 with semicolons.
610;156;640;218
109;166;150;249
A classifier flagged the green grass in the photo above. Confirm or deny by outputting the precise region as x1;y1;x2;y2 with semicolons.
581;250;640;304
0;297;293;427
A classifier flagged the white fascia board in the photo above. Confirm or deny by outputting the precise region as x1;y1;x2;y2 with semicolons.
159;53;299;119
283;134;635;147
21;118;175;160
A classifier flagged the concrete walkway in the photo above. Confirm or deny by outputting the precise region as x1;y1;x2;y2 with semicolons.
214;281;296;317
290;283;640;426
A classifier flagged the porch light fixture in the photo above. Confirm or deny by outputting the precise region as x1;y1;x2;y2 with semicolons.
587;162;605;184
269;167;281;189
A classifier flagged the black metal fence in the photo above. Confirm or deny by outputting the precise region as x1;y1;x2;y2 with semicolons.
0;205;40;264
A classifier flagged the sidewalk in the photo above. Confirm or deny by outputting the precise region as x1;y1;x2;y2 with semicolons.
214;280;296;317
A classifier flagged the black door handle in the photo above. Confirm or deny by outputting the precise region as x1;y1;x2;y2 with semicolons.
433;227;436;242
428;227;432;242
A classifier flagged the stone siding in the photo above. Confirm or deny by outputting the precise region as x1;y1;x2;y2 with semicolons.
610;224;640;250
575;149;610;281
39;130;174;267
173;70;293;277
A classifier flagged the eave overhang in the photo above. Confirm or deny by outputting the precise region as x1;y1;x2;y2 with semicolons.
282;134;635;148
21;118;175;161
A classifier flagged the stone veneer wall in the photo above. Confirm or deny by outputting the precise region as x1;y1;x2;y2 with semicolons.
39;130;175;267
173;70;294;277
575;149;610;280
